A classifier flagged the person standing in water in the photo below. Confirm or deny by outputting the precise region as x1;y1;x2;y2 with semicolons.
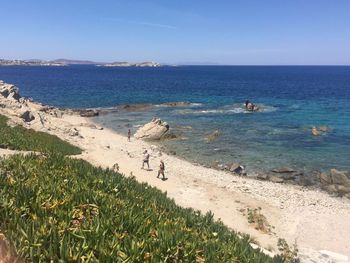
157;160;165;179
127;129;131;142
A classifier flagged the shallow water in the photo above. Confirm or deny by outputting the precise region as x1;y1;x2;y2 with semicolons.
1;65;350;174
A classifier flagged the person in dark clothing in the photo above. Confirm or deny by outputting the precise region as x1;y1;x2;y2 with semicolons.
157;160;165;179
127;129;131;142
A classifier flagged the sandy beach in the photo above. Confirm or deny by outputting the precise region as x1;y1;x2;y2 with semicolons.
1;82;349;262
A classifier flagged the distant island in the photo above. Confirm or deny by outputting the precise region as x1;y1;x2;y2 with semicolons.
102;61;161;67
0;58;162;67
0;59;65;66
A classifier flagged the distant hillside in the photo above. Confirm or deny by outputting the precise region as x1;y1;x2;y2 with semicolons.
51;59;104;65
1;58;162;67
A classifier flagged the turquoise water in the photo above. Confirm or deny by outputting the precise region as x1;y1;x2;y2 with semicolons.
1;65;350;174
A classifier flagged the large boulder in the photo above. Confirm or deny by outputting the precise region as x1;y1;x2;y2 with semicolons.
319;169;350;196
21;111;35;122
134;118;170;140
319;172;332;185
330;169;350;186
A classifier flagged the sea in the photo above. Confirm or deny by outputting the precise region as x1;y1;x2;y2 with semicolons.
1;65;350;175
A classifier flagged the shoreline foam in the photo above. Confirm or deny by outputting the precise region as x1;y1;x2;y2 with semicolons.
1;80;349;260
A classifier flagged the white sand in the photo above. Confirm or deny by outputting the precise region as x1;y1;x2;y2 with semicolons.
1;98;350;260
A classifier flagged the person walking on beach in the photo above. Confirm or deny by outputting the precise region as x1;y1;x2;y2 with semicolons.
127;129;131;142
157;160;165;179
141;150;150;169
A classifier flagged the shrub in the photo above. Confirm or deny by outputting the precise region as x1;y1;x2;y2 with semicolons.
0;114;81;155
0;154;284;262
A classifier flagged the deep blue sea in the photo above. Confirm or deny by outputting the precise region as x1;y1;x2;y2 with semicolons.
1;65;350;174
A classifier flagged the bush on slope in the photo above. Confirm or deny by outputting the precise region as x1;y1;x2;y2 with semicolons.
0;153;284;262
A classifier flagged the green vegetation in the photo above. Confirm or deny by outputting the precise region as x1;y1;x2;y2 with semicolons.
0;153;284;262
0;114;81;155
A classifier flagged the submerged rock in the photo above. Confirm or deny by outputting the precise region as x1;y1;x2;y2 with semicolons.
122;104;153;111
161;101;191;107
206;130;221;143
134;118;170;140
272;167;296;173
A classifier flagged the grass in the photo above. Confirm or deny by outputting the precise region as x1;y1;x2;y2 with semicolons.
0;114;81;155
0;153;285;262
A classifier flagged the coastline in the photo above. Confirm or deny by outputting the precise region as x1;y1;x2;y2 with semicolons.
0;81;349;260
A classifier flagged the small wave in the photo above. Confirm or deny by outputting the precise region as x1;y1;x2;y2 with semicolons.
260;105;277;113
227;108;246;114
190;103;204;107
155;102;204;108
175;104;277;115
176;109;224;115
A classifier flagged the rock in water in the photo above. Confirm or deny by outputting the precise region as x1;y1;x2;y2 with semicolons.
311;125;331;136
79;109;99;117
134;118;170;140
311;127;321;136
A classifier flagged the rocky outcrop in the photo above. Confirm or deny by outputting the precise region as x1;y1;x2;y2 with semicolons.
134;118;170;140
319;169;350;196
0;81;21;101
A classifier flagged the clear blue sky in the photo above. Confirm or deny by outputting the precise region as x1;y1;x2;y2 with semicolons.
1;0;349;65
